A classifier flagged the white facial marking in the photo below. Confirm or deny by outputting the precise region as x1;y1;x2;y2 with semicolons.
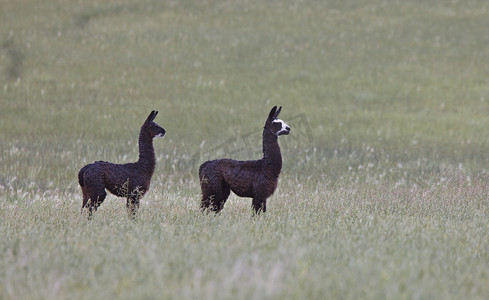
273;119;290;134
156;132;166;138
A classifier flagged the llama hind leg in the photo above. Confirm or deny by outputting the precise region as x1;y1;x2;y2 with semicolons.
252;197;266;214
200;194;211;211
86;190;107;219
216;185;231;212
201;191;221;212
199;167;231;212
84;178;107;218
201;184;229;213
200;177;219;211
80;186;89;213
81;167;107;218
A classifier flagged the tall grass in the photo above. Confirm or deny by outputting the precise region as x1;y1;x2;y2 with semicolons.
2;0;489;299
2;176;489;299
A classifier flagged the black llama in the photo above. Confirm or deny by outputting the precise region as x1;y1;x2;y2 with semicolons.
199;106;290;213
78;110;166;218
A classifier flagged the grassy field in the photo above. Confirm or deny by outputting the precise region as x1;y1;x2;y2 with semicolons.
2;0;489;299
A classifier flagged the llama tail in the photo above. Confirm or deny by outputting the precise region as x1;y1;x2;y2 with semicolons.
78;165;88;188
78;165;91;212
199;161;211;177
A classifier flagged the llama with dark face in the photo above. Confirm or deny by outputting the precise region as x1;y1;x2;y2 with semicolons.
199;106;290;214
78;110;166;218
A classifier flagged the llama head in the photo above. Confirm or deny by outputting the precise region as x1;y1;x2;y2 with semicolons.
143;110;166;138
266;106;290;136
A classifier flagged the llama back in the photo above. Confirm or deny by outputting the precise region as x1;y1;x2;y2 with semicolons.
78;161;108;185
199;159;236;178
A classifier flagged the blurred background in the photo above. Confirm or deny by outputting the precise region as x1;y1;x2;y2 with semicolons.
1;0;489;196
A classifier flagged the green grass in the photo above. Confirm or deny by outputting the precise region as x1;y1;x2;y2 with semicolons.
2;180;489;299
2;0;489;299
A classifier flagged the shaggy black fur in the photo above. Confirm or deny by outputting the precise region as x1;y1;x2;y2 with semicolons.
199;106;290;214
78;111;166;218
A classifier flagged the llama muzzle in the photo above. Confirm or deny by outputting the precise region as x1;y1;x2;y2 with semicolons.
278;126;290;135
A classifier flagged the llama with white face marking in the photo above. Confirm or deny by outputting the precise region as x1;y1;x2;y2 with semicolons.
78;111;166;218
199;106;290;214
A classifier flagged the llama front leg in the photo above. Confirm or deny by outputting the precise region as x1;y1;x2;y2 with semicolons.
126;196;140;218
87;203;96;220
252;197;266;214
126;186;145;218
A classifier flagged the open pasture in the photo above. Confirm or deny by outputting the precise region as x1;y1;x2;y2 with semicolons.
1;0;489;299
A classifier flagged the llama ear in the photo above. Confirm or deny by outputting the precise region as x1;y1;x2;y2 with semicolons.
152;110;158;120
146;110;158;123
268;106;278;121
274;106;282;118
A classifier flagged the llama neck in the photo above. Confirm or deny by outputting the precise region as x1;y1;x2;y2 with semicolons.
262;127;282;172
137;129;156;172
